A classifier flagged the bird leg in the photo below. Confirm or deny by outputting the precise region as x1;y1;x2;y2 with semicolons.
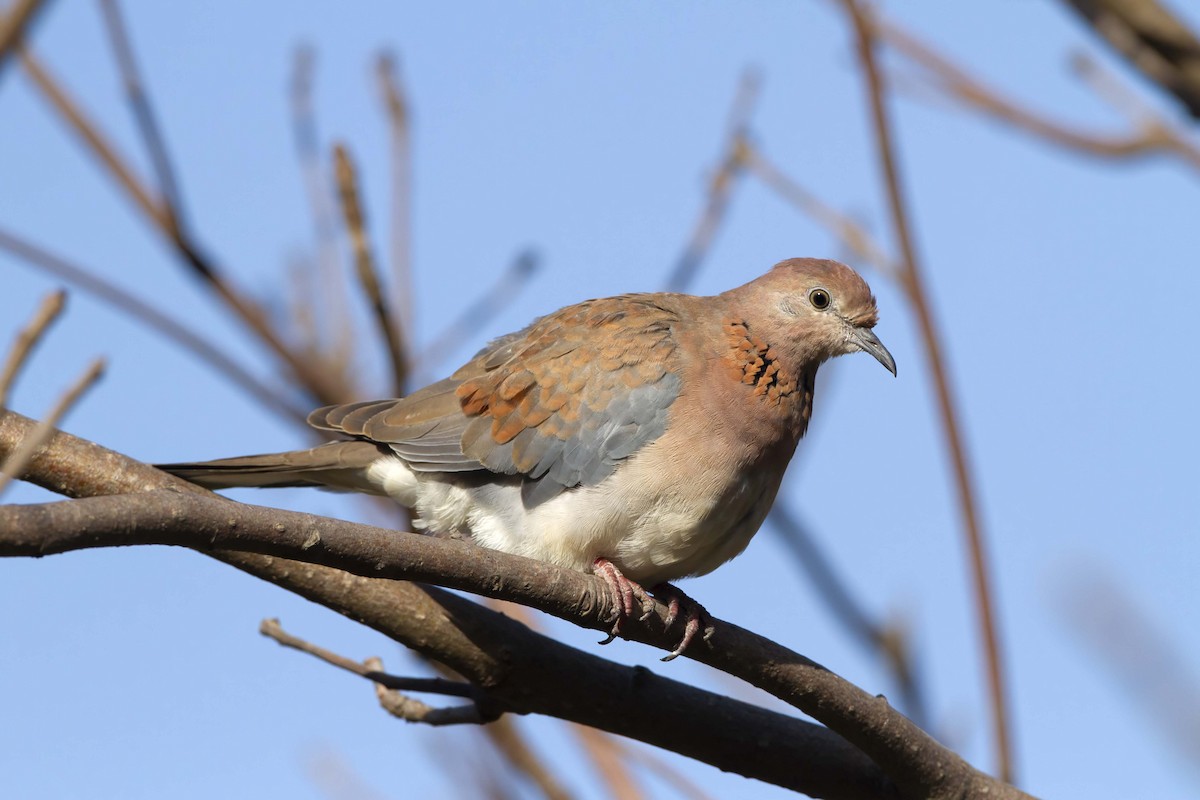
652;582;715;662
591;559;715;661
592;558;656;645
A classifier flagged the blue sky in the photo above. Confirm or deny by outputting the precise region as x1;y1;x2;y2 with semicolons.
3;2;1199;798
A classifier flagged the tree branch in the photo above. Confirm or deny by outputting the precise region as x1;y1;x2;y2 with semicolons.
1061;0;1200;120
0;408;903;800
0;410;1036;799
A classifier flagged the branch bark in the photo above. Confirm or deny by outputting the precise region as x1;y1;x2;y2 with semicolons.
0;409;1034;799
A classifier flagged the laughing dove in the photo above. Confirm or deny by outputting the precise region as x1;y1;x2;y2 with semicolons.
161;258;895;658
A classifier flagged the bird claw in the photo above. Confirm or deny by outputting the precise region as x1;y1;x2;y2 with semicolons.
593;558;653;645
654;582;714;662
592;559;713;660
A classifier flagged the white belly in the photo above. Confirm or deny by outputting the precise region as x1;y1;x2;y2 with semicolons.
365;446;782;585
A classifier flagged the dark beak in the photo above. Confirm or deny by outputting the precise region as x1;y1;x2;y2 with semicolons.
850;327;897;376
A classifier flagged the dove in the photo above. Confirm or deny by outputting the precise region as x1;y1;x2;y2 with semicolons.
160;258;895;659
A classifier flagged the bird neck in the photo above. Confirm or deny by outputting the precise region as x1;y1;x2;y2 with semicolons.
720;317;817;441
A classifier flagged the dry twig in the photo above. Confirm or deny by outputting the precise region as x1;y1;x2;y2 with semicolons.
0;289;65;408
0;228;309;425
0;358;104;496
665;69;760;291
0;0;49;76
839;0;1014;782
334;144;409;395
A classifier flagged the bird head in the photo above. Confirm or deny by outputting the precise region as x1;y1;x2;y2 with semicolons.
730;258;897;376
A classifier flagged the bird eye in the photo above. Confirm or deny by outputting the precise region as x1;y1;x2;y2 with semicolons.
808;288;831;310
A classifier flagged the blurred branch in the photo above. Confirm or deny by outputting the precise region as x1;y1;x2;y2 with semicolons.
289;45;353;369
334;143;409;395
19;48;169;228
414;249;540;378
572;726;643;800
0;289;65;408
0;227;310;425
0;0;49;78
840;0;1014;783
1061;0;1200;120
1055;566;1200;777
882;17;1200;172
17;45;346;403
483;719;574;800
376;51;414;334
0;357;103;496
742;143;898;281
769;503;928;728
665;69;760;292
97;0;186;225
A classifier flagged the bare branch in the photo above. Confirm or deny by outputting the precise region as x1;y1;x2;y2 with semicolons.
0;358;104;496
0;0;49;78
414;249;540;376
19;47;170;229
0;227;309;425
376;51;414;335
334;143;410;395
0;411;1038;800
0;289;65;408
1061;0;1200;120
881;17;1200;172
839;0;1014;782
97;0;187;228
742;144;898;281
17;46;348;403
664;69;759;292
0;408;907;800
260;619;491;726
769;504;928;728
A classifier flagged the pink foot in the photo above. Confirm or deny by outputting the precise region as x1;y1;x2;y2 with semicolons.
592;558;655;645
591;558;715;661
652;582;715;662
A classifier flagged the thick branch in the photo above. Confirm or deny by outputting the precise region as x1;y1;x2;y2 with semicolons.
0;411;1035;800
0;409;897;800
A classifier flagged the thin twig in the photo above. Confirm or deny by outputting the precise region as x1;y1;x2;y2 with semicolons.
289;45;353;369
572;726;642;800
482;718;574;800
0;289;66;408
334;143;409;395
96;0;186;230
618;739;718;800
376;51;414;338
260;619;489;726
364;657;489;726
260;618;479;699
882;18;1200;173
768;504;927;728
0;357;104;496
0;0;48;78
19;46;346;403
0;228;309;425
742;143;899;281
414;249;540;378
19;48;170;229
840;0;1014;782
665;69;760;292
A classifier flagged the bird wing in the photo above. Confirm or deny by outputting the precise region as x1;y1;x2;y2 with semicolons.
308;294;683;506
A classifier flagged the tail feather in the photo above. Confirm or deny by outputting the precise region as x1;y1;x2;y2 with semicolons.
158;440;388;492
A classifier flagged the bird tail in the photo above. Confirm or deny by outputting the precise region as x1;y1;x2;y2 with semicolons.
157;440;388;492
